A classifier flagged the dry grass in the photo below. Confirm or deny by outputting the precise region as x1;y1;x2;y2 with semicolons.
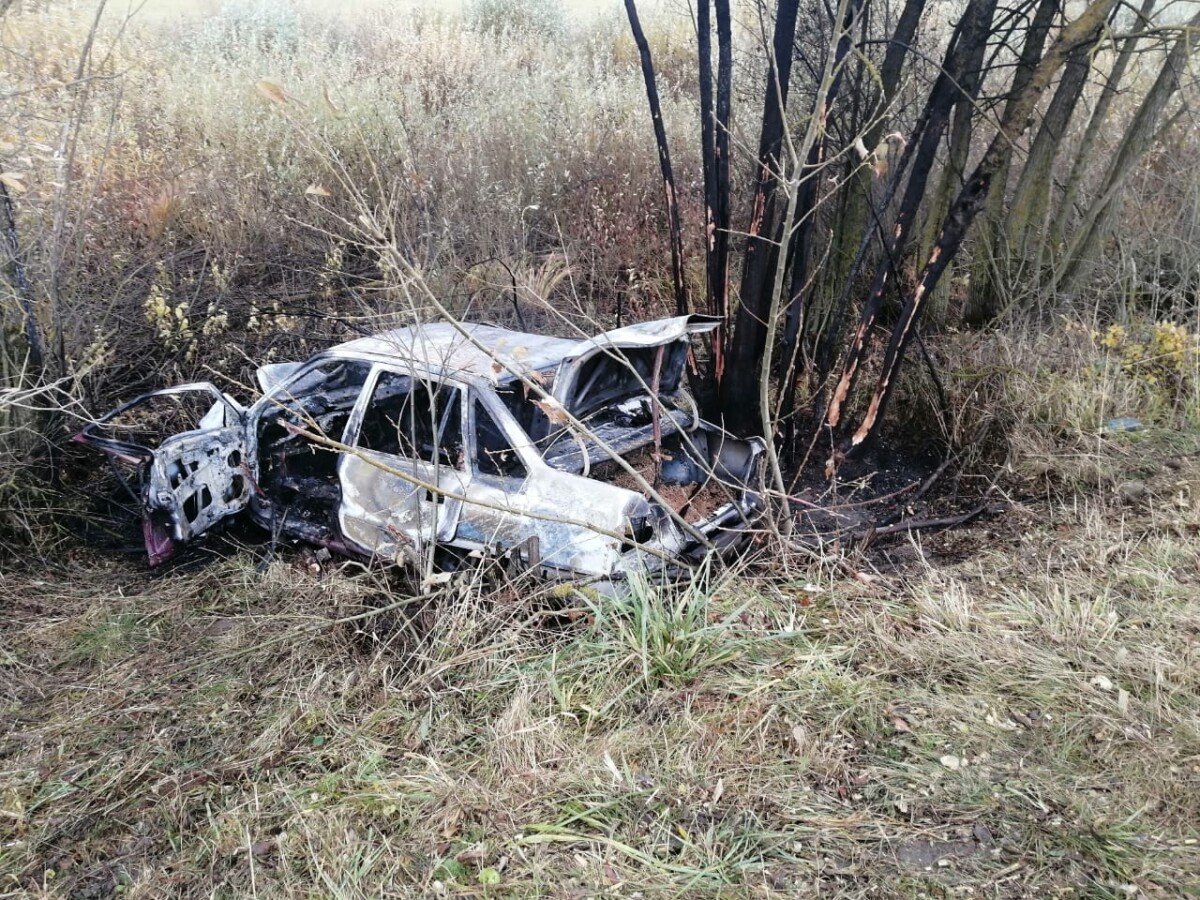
0;0;703;413
4;439;1200;897
3;3;1200;896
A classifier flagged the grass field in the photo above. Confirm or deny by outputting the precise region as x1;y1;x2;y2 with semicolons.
4;427;1199;897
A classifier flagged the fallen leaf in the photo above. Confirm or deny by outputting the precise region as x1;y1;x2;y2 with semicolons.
455;846;486;865
711;777;724;806
602;751;622;784
255;80;289;105
0;172;27;192
1009;709;1034;728
439;803;462;839
791;724;807;749
322;84;342;118
533;398;570;425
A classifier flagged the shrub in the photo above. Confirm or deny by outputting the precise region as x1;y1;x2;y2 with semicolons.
465;0;566;39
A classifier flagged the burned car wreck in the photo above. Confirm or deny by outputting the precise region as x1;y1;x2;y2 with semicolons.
76;315;766;580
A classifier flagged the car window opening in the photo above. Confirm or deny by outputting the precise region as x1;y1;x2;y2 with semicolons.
257;359;371;540
567;344;688;420
358;372;464;468
474;400;527;479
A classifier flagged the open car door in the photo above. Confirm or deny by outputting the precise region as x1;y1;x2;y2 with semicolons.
75;383;251;564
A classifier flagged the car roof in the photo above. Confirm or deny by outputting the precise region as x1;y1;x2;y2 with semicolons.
326;323;584;383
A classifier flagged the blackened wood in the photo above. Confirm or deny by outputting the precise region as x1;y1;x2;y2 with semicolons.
624;0;689;317
813;0;928;382
848;0;1121;451
719;0;803;432
698;0;717;307
777;0;863;406
713;0;733;373
1;182;43;372
824;0;1000;434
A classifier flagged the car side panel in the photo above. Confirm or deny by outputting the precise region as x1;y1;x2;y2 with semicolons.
455;467;633;576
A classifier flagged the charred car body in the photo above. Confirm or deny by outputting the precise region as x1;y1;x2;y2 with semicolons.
76;315;765;580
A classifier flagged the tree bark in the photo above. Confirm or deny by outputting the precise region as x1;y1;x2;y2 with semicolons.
719;0;802;433
846;0;1122;452
915;3;992;328
775;0;865;445
962;0;1061;326
696;0;734;382
1005;30;1101;278
779;0;863;378
1;182;43;373
824;0;1001;432
624;0;689;317
1052;7;1199;294
1048;0;1156;252
698;0;717;307
714;0;732;361
813;0;928;381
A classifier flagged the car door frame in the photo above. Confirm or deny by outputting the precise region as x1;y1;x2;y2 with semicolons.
449;386;539;554
73;383;251;563
335;363;472;562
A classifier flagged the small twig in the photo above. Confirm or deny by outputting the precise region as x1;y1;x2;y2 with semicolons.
857;501;1003;546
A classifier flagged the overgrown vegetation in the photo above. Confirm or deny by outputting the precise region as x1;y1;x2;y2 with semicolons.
2;0;1200;894
4;451;1200;894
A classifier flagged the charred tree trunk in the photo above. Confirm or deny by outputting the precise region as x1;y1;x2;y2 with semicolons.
624;0;688;317
914;0;992;328
775;0;864;443
1;182;43;373
962;0;1061;326
916;101;972;327
824;0;1001;434
844;0;1121;452
813;0;927;382
696;0;734;381
714;0;733;359
780;0;862;365
719;0;802;433
698;0;718;306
